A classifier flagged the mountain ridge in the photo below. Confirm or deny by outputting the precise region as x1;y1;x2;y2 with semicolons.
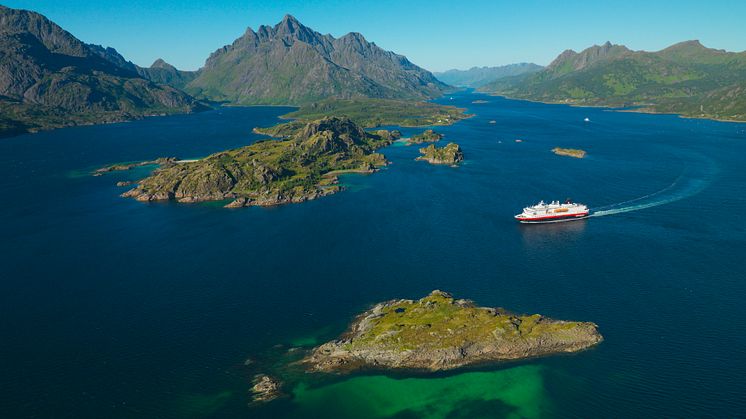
185;14;449;105
479;40;746;122
434;63;543;88
0;5;204;137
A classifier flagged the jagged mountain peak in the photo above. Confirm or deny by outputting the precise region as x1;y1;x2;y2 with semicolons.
548;42;630;73
150;58;174;69
187;15;446;105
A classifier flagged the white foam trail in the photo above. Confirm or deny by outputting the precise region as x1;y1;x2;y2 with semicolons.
590;154;715;218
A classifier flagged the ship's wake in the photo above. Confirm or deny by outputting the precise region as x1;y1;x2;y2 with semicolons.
590;154;715;218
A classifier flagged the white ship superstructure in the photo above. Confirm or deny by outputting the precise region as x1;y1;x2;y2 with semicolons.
515;200;589;223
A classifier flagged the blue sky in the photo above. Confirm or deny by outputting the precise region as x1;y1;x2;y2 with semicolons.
5;0;746;72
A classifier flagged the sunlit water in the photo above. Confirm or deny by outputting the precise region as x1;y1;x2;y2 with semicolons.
2;93;746;418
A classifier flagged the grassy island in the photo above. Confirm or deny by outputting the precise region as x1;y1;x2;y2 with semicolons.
552;147;587;158
254;98;468;137
303;290;603;373
407;129;443;145
416;143;464;165
122;117;399;207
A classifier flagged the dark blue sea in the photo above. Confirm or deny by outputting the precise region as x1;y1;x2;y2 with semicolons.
2;92;746;418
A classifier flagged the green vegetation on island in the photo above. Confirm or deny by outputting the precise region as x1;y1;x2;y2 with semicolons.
406;129;443;145
93;157;178;175
254;99;468;139
303;290;603;373
416;143;464;165
552;148;587;158
480;41;746;122
122;117;399;207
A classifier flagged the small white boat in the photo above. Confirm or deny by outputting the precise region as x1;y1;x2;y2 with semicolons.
584;117;590;122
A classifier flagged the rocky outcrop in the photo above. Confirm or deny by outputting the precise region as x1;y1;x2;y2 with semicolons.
303;290;602;373
250;374;283;403
552;148;587;158
93;157;178;175
416;143;464;165
407;129;443;145
186;15;448;105
122;117;395;207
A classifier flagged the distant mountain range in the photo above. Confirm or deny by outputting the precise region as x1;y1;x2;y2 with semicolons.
0;7;451;137
3;3;746;138
479;41;746;121
434;63;543;88
184;15;448;105
0;5;204;137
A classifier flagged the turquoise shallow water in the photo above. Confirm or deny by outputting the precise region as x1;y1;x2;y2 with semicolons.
1;93;746;417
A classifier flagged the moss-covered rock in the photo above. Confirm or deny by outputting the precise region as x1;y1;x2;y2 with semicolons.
122;117;395;207
416;142;464;165
407;129;443;145
303;290;602;373
552;147;587;158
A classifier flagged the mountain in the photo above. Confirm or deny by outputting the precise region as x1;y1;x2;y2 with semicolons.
136;59;199;90
0;5;204;137
185;15;448;105
479;41;746;121
434;63;543;88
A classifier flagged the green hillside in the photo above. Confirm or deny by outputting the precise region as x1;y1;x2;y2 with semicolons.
480;41;746;121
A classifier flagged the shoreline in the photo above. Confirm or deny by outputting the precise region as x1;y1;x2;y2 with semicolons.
483;93;746;124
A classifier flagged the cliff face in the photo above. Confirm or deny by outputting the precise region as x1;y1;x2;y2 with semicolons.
0;5;204;137
186;15;448;105
303;290;603;373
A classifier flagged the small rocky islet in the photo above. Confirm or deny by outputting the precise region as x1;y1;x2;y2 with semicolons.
552;147;587;158
416;143;464;165
301;290;602;374
120;117;400;207
406;129;443;145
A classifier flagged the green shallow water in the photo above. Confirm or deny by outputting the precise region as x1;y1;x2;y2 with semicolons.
290;365;548;419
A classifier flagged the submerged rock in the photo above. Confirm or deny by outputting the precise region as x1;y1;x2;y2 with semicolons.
250;374;283;403
302;290;602;373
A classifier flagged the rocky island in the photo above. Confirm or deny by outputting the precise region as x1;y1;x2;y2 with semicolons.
122;117;399;207
93;157;178;175
302;291;602;373
416;143;464;165
552;147;587;158
406;129;443;145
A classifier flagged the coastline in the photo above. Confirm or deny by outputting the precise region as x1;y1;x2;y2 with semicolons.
484;93;746;124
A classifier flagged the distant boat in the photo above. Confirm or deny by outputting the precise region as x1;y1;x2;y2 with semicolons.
489;120;497;124
584;117;590;122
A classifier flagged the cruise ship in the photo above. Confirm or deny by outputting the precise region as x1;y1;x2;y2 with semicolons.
515;200;589;223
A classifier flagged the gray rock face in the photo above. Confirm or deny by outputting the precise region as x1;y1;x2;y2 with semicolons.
0;5;204;137
186;15;448;105
136;59;199;90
